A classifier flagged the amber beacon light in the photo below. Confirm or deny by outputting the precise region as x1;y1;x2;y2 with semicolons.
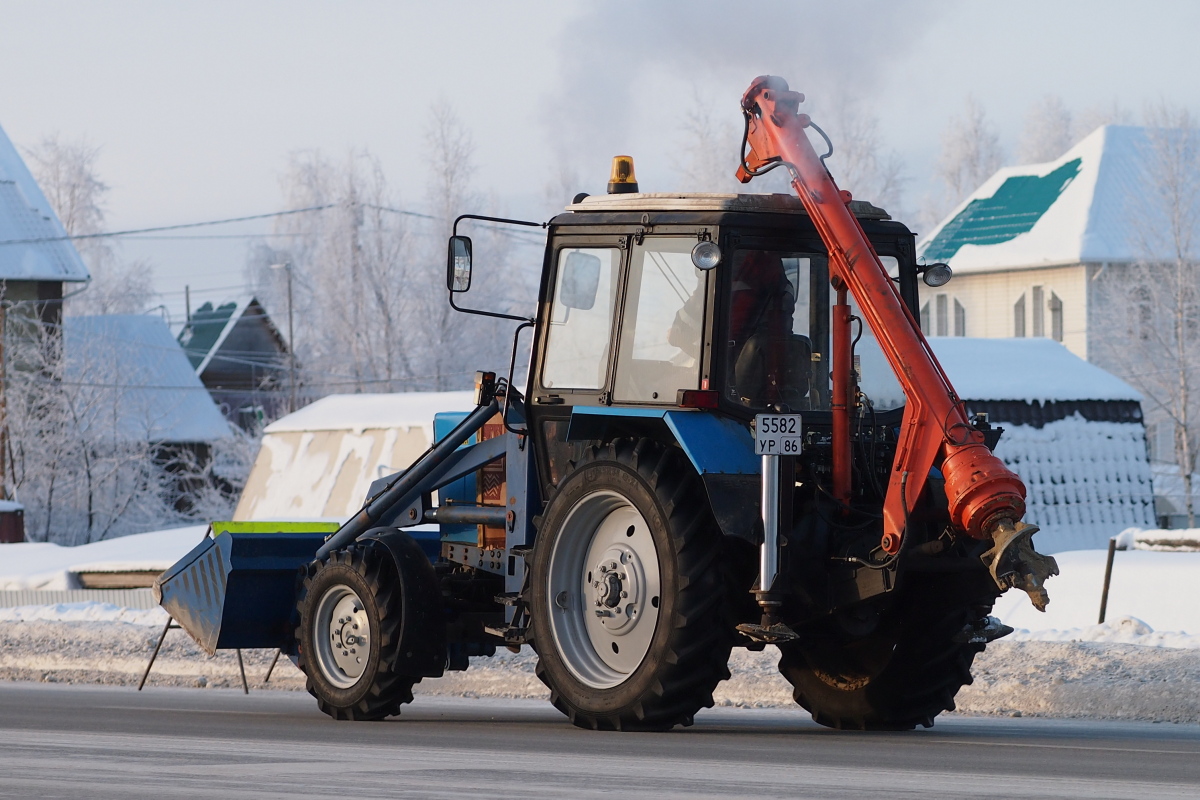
607;155;639;194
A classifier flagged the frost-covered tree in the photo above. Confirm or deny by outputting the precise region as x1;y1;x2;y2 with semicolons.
252;149;416;396
249;101;526;402
4;321;238;544
1091;104;1200;525
1018;94;1074;164
676;93;745;194
934;96;1004;212
23;135;157;315
824;96;907;216
1075;100;1134;141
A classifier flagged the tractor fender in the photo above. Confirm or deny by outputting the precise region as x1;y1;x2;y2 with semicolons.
566;407;761;543
359;527;447;678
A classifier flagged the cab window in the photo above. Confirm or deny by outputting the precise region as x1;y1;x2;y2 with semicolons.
542;248;620;390
613;238;706;403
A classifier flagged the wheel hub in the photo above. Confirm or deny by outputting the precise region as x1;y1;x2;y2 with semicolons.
312;585;371;689
546;491;662;689
590;546;645;633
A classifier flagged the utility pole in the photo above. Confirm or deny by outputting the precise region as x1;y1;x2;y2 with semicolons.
271;263;297;413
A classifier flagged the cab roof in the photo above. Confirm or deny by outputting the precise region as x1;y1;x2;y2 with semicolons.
566;192;890;220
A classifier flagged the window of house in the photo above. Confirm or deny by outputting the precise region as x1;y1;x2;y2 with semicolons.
954;299;966;336
920;302;930;334
1014;294;1026;337
1032;285;1045;337
935;294;949;337
1049;292;1063;342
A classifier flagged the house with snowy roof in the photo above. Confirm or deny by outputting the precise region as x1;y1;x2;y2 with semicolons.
915;125;1176;363
0;122;90;327
177;297;291;429
233;391;474;521
861;337;1155;553
61;314;233;522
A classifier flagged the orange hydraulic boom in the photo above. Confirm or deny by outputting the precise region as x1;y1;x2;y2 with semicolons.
736;76;1057;609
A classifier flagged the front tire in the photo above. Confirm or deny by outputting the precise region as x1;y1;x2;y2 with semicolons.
296;544;420;721
529;439;733;731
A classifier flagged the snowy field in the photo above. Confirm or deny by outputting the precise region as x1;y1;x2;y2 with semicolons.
1;527;1199;723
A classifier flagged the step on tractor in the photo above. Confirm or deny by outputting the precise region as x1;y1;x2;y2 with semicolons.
155;76;1058;731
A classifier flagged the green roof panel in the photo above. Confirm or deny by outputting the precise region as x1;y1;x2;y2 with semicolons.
178;301;239;370
923;158;1082;262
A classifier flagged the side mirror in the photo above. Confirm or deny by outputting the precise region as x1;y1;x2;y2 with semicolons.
559;251;601;310
447;235;473;292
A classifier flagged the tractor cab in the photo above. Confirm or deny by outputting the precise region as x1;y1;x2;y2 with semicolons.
524;191;920;545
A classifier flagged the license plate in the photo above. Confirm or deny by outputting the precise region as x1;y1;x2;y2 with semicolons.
754;414;803;455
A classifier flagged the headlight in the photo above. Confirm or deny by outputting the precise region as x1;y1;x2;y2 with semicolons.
691;241;722;270
922;263;953;287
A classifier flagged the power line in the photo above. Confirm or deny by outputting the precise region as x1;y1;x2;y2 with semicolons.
0;204;335;247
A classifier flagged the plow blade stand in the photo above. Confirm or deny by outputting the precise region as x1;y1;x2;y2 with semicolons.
153;530;331;656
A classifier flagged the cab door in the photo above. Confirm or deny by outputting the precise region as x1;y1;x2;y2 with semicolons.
527;237;626;495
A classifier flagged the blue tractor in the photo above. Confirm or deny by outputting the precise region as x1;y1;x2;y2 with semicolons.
157;82;1057;731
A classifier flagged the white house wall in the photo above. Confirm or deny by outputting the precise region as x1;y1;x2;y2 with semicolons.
917;264;1090;360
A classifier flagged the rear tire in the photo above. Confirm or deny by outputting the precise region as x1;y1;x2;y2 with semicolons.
777;574;996;730
529;439;733;731
297;544;420;721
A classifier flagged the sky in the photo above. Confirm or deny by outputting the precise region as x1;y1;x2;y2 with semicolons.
2;0;1199;326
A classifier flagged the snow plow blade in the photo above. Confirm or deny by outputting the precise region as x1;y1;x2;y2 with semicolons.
152;522;339;656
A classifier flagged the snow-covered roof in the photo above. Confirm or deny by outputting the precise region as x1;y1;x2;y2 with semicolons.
918;126;1175;274
858;337;1141;408
992;415;1155;552
265;391;476;438
0;123;90;282
855;337;1152;550
930;338;1140;403
65;315;231;443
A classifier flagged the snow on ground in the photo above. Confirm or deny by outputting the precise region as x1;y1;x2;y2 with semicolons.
1;538;1199;722
0;526;207;590
992;549;1200;646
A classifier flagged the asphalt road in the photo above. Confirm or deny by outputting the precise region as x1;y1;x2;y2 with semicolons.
1;682;1197;799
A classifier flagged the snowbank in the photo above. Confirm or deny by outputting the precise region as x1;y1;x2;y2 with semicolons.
993;549;1200;642
0;525;207;590
1115;526;1200;552
0;602;166;626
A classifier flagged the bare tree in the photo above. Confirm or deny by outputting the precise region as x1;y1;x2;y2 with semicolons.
1075;100;1134;141
933;96;1005;214
824;96;908;216
4;318;234;544
1018;94;1074;164
675;92;745;194
23;135;157;315
253;149;416;398
1091;105;1200;525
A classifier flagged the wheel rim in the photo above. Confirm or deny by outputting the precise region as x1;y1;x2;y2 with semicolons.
546;489;662;689
312;583;371;690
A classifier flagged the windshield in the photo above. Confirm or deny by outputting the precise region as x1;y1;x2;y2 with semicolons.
723;249;904;413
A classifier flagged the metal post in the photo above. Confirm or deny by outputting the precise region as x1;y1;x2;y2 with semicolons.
236;649;249;694
138;617;175;691
262;649;282;684
1098;537;1118;624
760;453;780;594
286;267;296;414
